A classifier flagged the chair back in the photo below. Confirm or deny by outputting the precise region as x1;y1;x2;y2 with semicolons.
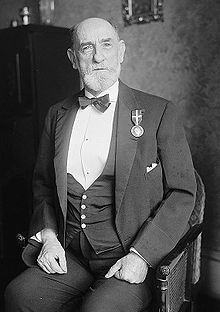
189;170;205;284
189;170;205;227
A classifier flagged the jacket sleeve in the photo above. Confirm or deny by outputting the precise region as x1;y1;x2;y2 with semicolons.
28;106;58;238
131;101;196;267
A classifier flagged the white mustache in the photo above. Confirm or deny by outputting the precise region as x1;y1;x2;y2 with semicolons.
84;64;114;71
92;66;109;70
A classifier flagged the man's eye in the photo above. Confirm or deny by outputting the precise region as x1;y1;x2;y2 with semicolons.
81;45;93;52
103;42;112;48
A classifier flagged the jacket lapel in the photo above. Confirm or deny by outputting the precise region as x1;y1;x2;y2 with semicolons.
54;92;82;217
115;82;140;214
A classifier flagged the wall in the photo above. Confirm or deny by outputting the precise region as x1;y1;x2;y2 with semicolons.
1;0;220;298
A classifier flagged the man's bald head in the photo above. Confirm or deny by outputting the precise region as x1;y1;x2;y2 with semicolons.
70;18;120;49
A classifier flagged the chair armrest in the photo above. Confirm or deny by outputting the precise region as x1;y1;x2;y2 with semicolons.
16;233;27;249
156;223;203;276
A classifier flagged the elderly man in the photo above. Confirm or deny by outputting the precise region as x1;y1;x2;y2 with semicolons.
5;17;196;312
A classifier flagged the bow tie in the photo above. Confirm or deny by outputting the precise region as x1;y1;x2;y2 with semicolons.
78;94;110;113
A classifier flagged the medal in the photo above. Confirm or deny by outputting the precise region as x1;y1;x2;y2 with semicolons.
131;125;144;137
131;109;145;138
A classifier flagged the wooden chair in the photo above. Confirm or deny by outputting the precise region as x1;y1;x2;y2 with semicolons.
17;171;205;312
151;170;205;312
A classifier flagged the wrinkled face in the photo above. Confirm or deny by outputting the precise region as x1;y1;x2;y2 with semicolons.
67;18;126;95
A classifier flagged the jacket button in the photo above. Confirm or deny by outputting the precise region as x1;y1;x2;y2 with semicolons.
81;214;86;219
82;194;87;200
81;223;86;229
81;204;86;209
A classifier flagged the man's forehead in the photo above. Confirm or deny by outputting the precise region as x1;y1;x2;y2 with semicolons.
76;18;118;43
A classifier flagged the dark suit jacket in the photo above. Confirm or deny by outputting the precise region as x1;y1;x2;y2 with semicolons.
26;81;196;267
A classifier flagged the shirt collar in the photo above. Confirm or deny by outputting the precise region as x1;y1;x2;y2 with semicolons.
85;80;119;103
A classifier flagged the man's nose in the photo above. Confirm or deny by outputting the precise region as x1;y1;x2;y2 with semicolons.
93;47;105;63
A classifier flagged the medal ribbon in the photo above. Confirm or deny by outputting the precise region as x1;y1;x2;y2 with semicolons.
131;109;145;126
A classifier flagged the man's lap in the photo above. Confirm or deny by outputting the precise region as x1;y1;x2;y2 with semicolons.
5;250;153;312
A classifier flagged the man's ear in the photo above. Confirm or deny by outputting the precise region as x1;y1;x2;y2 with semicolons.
67;48;78;69
119;40;126;64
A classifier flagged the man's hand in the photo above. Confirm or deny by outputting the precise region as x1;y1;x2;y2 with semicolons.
105;252;148;284
37;230;67;274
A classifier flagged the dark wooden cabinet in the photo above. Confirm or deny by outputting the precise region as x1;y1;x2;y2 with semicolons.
0;25;80;304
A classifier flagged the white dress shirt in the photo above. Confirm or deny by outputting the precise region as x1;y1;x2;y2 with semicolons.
67;80;119;190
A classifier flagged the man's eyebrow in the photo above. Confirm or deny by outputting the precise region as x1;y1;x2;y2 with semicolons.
79;38;113;48
80;41;93;47
100;38;113;42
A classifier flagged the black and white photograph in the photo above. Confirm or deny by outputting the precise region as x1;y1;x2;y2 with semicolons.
0;1;219;311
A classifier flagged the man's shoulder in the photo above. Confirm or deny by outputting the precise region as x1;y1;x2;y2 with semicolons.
125;83;169;106
121;81;170;112
47;90;82;114
51;96;74;111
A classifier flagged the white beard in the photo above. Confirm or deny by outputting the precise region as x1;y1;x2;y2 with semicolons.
82;66;120;94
